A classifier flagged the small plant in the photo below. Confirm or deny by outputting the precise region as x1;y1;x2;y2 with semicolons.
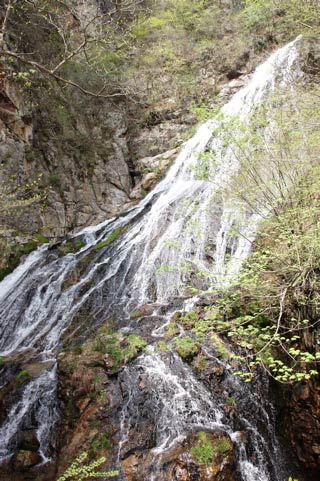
56;451;118;481
91;433;110;453
191;432;231;466
23;240;38;254
58;239;84;256
93;227;125;250
96;331;147;371
191;435;214;465
164;322;179;338
227;396;237;407
180;310;198;327
49;174;61;187
17;370;29;381
157;340;168;352
194;354;207;371
210;334;230;360
174;336;199;361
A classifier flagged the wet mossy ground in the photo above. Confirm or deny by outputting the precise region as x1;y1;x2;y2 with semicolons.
0;235;49;282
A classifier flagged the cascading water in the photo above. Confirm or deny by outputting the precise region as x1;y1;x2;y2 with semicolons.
0;36;303;479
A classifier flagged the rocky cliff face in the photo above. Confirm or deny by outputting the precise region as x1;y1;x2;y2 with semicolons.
0;0;259;253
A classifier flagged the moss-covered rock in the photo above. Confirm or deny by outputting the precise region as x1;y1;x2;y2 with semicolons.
173;336;199;362
12;450;42;471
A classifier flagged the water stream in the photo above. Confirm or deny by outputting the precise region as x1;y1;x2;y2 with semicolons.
0;36;303;479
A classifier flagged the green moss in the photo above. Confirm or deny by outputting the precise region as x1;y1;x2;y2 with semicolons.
174;336;199;361
58;239;85;256
180;310;198;327
0;357;5;367
23;240;38;254
0;260;20;282
130;310;142;319
34;233;49;243
95;331;147;371
192;319;212;339
191;436;215;466
93;227;125;250
127;334;146;349
164;322;179;338
48;174;61;186
0;239;40;281
157;340;168;352
194;354;207;370
91;433;110;453
227;396;237;407
210;334;230;359
73;345;83;355
17;370;29;381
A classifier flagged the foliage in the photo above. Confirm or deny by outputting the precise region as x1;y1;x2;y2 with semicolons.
128;0;247;106
17;370;29;382
164;322;179;338
173;335;199;361
191;432;231;466
0;235;52;281
56;451;118;481
189;103;215;122
194;354;207;371
179;310;198;327
242;0;320;38
190;81;320;384
91;433;109;453
1;0;145;98
157;340;168;352
49;174;61;187
0;162;47;232
94;330;146;370
58;239;85;256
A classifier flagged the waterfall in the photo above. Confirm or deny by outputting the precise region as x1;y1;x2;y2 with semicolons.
0;36;303;479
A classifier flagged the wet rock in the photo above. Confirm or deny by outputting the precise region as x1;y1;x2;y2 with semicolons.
16;430;40;452
12;450;42;471
281;378;320;470
20;360;55;379
135;148;178;173
122;453;140;481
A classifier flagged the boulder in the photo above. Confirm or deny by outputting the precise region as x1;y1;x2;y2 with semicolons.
12;450;42;471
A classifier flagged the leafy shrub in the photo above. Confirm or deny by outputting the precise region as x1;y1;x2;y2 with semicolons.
56;451;118;481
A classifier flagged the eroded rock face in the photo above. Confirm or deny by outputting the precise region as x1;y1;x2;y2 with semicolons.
288;380;320;467
274;325;320;480
279;366;320;479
